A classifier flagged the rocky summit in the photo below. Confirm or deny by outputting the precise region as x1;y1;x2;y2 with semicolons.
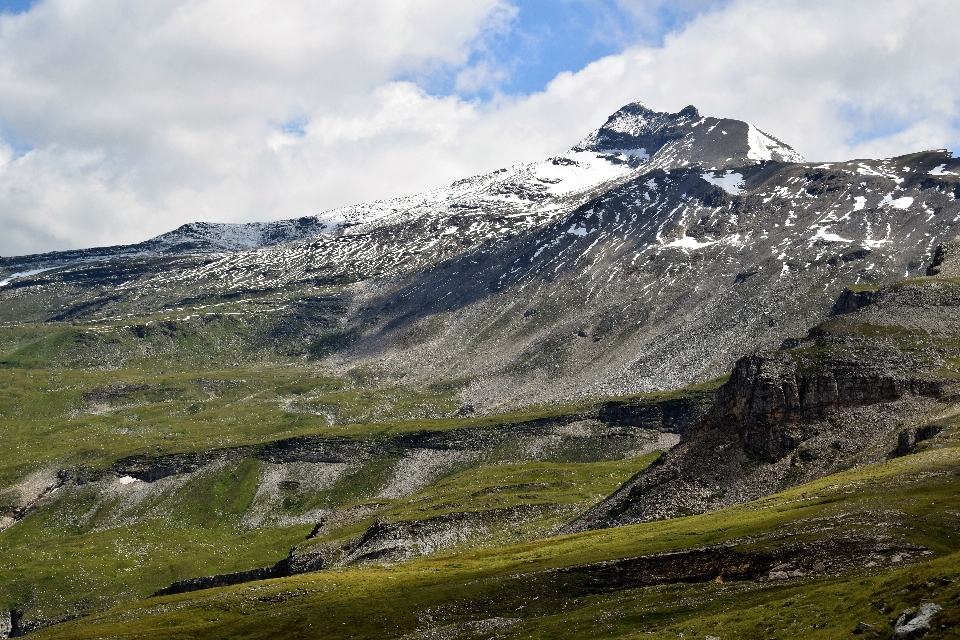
1;102;960;639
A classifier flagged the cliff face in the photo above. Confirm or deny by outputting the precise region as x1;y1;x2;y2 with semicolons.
713;353;945;463
568;240;960;532
927;240;960;277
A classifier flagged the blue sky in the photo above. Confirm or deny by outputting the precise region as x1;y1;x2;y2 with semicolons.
432;1;640;98
416;0;725;99
0;0;32;13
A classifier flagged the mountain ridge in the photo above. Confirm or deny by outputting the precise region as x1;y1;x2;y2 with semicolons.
0;104;958;411
0;101;805;279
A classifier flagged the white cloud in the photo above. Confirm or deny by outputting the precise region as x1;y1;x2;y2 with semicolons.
0;0;514;254
0;0;959;256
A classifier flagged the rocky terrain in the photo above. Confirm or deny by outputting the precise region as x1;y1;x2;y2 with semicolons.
568;238;960;531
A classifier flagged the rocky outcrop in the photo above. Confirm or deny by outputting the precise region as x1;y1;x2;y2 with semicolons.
153;506;548;597
153;541;339;597
894;425;944;457
551;534;925;593
0;470;71;532
708;353;944;463
153;567;276;597
596;389;715;434
892;603;942;639
830;286;880;316
926;236;960;276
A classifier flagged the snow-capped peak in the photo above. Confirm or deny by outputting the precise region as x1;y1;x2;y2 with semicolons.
573;102;804;171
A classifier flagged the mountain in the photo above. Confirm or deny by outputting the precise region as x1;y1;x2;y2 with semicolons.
2;102;957;410
2;102;960;637
0;102;803;275
5;248;959;639
574;102;804;168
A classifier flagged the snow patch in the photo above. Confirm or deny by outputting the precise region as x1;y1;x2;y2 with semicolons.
532;150;639;197
118;476;139;485
0;267;56;287
810;227;850;243
662;236;715;250
880;194;914;209
746;124;774;161
929;164;958;176
702;170;744;195
852;196;867;211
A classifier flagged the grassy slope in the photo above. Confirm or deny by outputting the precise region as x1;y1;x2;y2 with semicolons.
0;320;721;488
1;322;695;628
32;416;960;639
0;451;663;629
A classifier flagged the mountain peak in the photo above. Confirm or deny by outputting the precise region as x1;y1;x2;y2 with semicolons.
574;102;804;170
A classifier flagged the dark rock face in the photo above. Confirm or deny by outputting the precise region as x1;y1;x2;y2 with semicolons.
894;425;943;457
552;535;926;593
153;567;276;597
712;354;943;463
596;391;715;434
926;237;960;276
830;287;880;316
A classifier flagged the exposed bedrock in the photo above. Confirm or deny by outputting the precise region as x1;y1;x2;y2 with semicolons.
566;372;947;532
829;287;881;316
927;237;960;276
596;391;714;434
550;535;927;592
710;353;945;463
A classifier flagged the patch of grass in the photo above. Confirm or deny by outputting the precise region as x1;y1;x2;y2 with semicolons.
0;364;482;488
307;329;361;358
0;458;313;624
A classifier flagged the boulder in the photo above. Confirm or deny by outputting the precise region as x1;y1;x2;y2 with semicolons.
891;603;942;639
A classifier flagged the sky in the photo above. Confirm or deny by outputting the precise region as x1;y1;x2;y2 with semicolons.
0;0;958;256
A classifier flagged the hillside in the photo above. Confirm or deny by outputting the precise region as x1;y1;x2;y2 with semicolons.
24;398;960;639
